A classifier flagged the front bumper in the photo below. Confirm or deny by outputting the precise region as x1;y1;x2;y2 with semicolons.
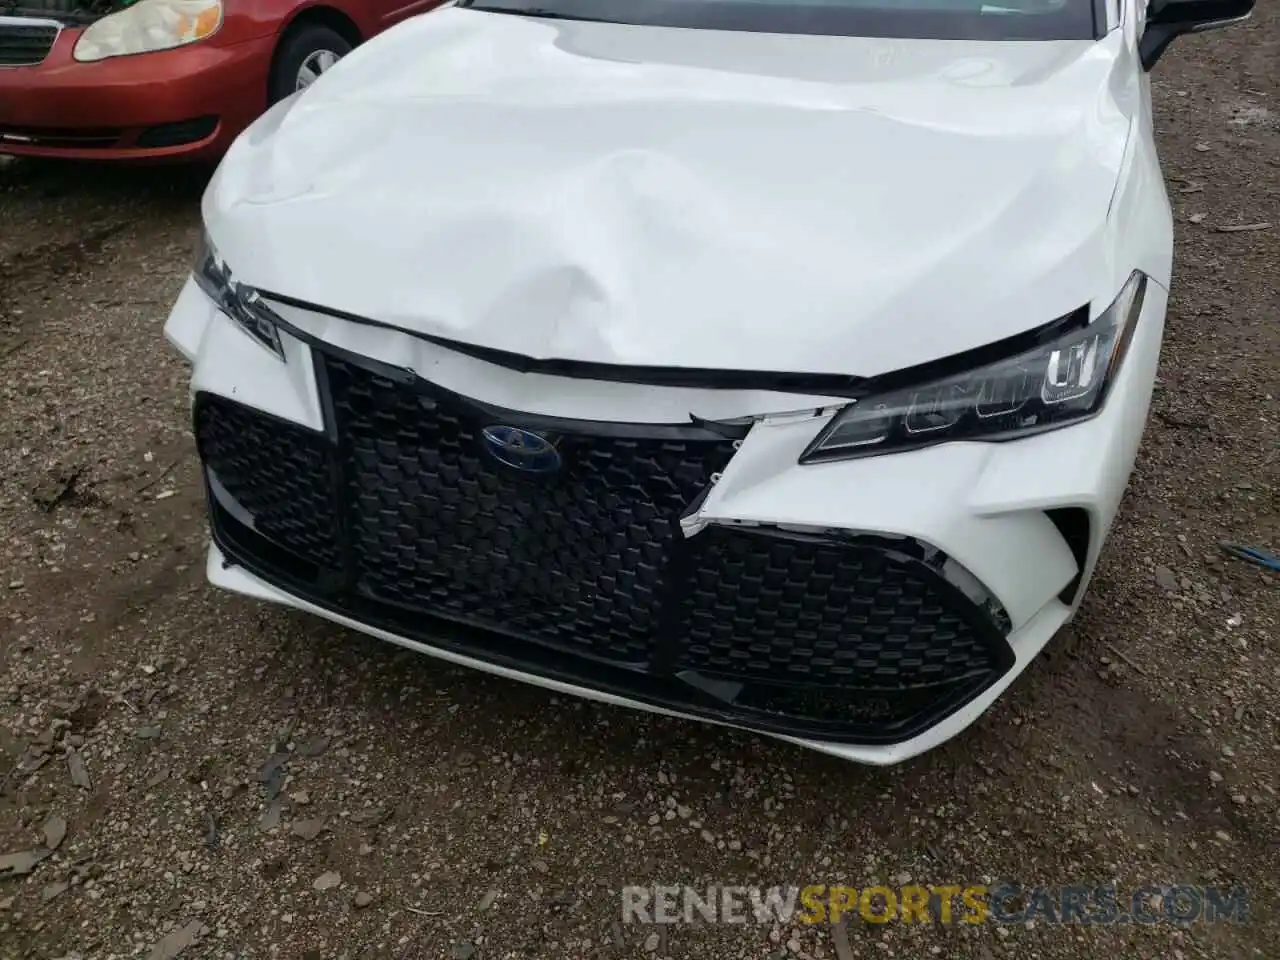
0;29;272;161
165;277;1167;763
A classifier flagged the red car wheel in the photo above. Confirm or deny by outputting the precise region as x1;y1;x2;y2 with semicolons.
268;23;352;104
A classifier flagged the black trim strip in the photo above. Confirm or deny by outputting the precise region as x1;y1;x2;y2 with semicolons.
259;290;870;398
1046;507;1092;605
858;305;1090;398
257;287;1087;402
1092;0;1110;38
456;0;1098;41
310;352;359;591
313;341;751;441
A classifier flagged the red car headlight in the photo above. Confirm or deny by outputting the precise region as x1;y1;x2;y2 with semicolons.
73;0;223;63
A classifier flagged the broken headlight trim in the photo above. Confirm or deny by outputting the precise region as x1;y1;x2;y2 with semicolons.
193;230;284;360
73;0;222;63
801;272;1148;463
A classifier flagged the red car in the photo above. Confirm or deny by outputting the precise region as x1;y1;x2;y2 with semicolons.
0;0;441;162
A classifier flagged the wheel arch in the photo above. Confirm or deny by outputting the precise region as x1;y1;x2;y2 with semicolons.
266;5;364;104
276;4;365;48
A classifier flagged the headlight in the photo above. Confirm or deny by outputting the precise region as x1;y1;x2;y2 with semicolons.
73;0;222;63
801;272;1148;463
193;230;284;360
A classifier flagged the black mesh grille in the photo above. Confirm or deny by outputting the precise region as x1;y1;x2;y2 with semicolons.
195;397;340;568
194;347;1014;743
676;528;996;689
0;21;57;66
326;357;736;665
136;116;218;148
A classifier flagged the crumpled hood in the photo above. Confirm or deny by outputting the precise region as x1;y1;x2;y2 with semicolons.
205;8;1141;377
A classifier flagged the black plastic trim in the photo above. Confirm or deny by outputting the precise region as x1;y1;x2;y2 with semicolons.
1046;507;1092;605
308;355;358;587
1092;0;1110;38
309;343;751;442
136;116;218;148
456;0;1097;41
259;289;870;398
256;287;1088;402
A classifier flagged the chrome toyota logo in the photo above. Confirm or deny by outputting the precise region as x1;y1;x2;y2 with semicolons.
481;425;562;474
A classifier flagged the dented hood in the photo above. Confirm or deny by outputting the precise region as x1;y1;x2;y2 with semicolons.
204;8;1140;378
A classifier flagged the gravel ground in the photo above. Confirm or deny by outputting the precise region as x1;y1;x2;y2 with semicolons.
1;15;1277;960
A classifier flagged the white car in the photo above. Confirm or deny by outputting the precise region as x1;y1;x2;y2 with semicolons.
165;0;1254;764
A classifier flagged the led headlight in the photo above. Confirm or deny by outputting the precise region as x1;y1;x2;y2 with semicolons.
801;272;1148;463
73;0;222;63
193;231;284;360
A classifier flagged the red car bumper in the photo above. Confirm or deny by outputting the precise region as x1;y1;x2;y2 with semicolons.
0;28;273;162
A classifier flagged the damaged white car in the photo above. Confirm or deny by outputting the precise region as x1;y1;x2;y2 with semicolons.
165;0;1254;763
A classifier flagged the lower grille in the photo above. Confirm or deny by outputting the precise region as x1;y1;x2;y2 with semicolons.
0;19;58;66
195;348;1014;743
675;527;1002;688
136;116;219;148
196;397;340;569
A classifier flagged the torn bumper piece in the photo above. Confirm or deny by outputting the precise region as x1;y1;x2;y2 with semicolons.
169;277;1166;763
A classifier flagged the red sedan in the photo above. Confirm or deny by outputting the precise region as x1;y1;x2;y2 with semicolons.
0;0;441;162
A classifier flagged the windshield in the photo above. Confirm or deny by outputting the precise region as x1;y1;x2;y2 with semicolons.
457;0;1100;41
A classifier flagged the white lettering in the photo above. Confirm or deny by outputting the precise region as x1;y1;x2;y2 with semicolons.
654;885;681;924
722;886;749;924
751;885;800;923
683;886;719;924
621;886;652;924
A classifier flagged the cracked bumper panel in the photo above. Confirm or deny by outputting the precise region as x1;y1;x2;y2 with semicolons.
166;278;1166;760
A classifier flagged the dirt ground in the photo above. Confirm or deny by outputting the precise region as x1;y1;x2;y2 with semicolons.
1;12;1277;960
